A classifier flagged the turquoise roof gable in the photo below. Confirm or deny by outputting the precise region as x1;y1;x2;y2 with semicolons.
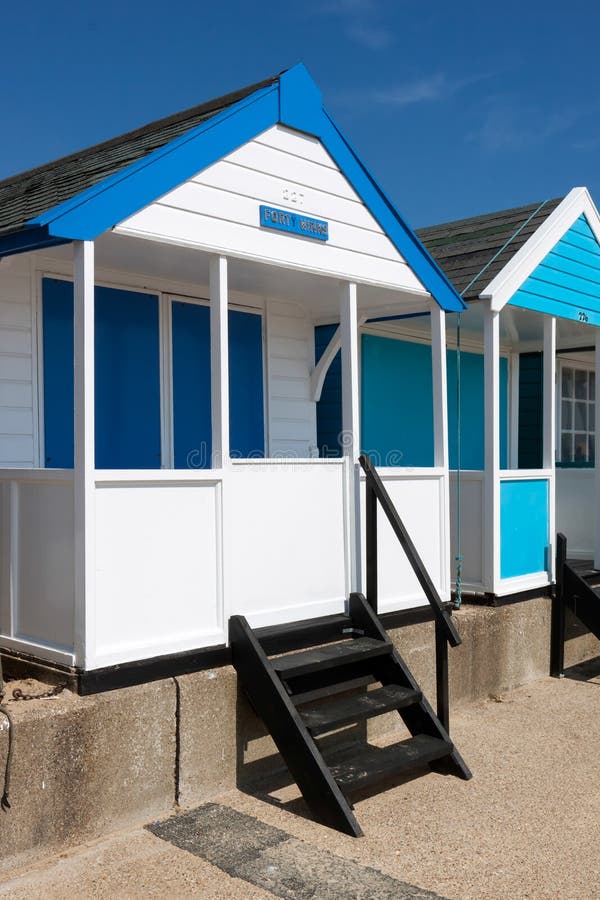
510;214;600;325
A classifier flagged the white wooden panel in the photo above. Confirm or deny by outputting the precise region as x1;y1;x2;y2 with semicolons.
0;356;31;381
0;435;34;464
94;482;222;666
266;300;315;456
0;329;31;355
118;205;422;291
0;382;32;407
255;125;338;169
556;469;594;559
164;182;402;261
269;378;309;401
449;473;484;587
0;407;33;434
227;463;346;625
0;302;31;328
193;162;377;232
14;479;75;651
226;140;358;199
0;481;9;634
361;473;448;611
0;256;35;467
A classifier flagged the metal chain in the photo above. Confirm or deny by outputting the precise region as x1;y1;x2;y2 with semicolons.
0;682;67;703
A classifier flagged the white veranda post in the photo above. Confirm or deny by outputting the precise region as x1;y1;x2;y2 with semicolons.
431;303;451;594
483;303;500;593
543;316;556;579
73;240;95;667
340;281;361;594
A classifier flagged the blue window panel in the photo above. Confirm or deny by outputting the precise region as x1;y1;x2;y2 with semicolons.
228;308;264;459
42;278;161;469
172;303;264;468
172;302;211;469
94;286;161;468
42;278;74;468
510;215;600;324
500;479;549;579
447;350;508;470
361;334;434;467
315;324;342;458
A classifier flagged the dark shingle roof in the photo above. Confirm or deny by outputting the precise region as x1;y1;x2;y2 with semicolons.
0;74;279;238
416;197;564;300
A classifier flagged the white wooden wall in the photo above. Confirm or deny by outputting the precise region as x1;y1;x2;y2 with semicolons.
115;125;427;293
266;299;316;457
0;256;36;466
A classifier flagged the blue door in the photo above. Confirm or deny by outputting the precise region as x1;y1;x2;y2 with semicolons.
42;278;161;468
171;301;265;468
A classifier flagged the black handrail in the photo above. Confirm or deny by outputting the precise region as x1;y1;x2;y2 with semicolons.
359;453;461;648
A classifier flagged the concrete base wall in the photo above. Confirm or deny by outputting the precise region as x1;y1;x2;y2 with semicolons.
0;680;176;874
1;597;599;872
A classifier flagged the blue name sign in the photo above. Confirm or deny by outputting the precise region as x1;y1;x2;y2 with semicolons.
259;205;329;241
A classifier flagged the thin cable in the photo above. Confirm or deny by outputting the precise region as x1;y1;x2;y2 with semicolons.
461;199;550;299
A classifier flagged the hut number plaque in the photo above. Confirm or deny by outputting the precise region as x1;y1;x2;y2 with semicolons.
259;205;329;241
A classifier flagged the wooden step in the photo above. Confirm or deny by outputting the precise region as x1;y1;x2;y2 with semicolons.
272;637;392;680
254;614;350;655
329;734;452;795
299;684;421;736
291;674;376;706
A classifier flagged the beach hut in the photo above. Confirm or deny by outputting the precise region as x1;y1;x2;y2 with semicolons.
316;189;600;603
0;64;465;686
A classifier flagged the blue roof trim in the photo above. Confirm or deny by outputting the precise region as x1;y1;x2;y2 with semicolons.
278;64;323;136
319;109;465;312
0;225;70;259
30;84;279;241
22;64;465;312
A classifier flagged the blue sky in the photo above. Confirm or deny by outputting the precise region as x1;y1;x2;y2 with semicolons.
1;1;597;227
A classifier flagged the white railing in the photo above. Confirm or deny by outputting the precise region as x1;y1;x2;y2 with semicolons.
361;467;450;612
0;469;75;665
556;468;595;559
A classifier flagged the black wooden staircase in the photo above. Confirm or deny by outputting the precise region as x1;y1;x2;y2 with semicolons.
551;532;600;677
229;455;471;837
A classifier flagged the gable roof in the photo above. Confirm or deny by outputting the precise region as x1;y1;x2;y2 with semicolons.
0;75;278;238
0;64;465;312
417;197;563;300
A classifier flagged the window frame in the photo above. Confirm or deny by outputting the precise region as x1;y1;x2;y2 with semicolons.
36;272;266;470
556;358;596;467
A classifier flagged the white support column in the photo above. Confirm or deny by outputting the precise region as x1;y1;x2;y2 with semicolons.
73;240;95;668
543;316;556;579
484;303;501;594
431;303;451;598
594;331;600;570
210;255;230;468
431;304;449;470
340;282;361;593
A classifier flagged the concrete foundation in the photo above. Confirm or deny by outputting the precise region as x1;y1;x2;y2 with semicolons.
0;679;176;873
0;596;598;872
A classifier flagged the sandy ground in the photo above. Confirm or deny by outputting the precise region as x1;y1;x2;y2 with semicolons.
1;669;599;899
